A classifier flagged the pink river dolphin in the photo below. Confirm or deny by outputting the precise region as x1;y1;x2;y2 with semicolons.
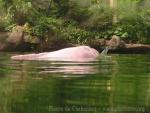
11;46;99;61
11;36;120;61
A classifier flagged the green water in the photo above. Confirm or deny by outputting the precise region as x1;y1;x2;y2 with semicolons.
0;53;150;113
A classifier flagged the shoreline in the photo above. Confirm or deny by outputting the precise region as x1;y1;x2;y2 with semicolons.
108;44;150;54
1;43;150;54
1;30;150;54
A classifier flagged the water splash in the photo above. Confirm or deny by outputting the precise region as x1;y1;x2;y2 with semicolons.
100;47;109;56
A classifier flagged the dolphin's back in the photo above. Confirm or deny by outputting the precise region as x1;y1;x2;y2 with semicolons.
11;46;99;61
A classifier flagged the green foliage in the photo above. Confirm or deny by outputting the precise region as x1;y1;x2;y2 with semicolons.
86;3;113;31
53;0;69;16
32;17;62;37
0;0;150;45
67;0;90;23
0;15;13;31
61;25;91;43
61;24;104;44
10;0;35;25
115;0;150;43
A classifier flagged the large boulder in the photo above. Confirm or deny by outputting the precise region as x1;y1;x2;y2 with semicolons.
0;26;24;51
6;26;24;45
0;32;10;50
106;35;126;49
0;26;37;51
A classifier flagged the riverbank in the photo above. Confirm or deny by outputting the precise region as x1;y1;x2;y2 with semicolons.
109;44;150;54
0;28;150;53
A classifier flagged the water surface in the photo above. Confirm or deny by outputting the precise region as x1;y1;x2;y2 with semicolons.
0;53;150;113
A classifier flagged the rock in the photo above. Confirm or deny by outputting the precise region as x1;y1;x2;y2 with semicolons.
126;44;150;48
107;35;126;49
107;35;120;49
0;32;10;50
24;33;40;44
0;43;6;50
0;26;38;51
86;39;106;51
3;25;28;51
6;26;24;45
119;40;126;48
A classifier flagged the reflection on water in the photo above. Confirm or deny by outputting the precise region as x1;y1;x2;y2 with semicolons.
0;53;150;113
37;62;98;75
